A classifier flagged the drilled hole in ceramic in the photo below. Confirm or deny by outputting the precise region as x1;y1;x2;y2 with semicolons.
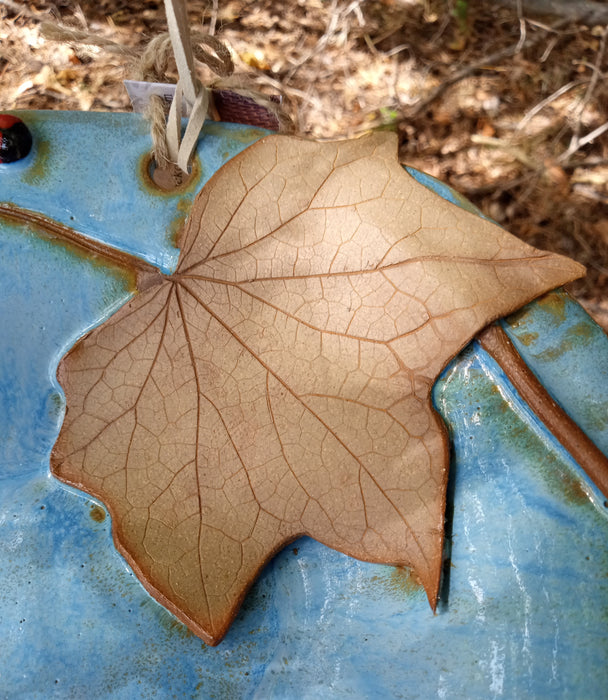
143;153;198;192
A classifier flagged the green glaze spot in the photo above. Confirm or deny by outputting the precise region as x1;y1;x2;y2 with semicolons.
203;122;269;145
89;504;106;523
21;138;50;187
533;321;596;362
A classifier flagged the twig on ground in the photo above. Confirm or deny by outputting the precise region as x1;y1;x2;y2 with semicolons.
285;0;341;82
559;26;608;163
515;0;527;54
572;185;608;204
457;173;533;197
517;80;588;131
470;134;536;169
539;33;559;62
560;120;608;164
571;26;608;126
562;158;608;171
284;0;364;83
575;121;608;149
407;18;568;117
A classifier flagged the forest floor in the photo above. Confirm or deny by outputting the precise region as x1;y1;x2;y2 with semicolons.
1;0;607;327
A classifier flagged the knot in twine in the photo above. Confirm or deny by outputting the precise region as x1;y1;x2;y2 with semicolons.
41;17;292;175
134;30;234;172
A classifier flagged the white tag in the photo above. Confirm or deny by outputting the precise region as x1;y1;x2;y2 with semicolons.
124;80;192;116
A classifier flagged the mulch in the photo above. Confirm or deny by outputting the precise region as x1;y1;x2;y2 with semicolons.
1;0;607;326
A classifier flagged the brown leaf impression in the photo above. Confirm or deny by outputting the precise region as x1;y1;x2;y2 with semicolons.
51;133;584;644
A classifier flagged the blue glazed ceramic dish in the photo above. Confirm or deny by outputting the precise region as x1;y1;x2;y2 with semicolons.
1;112;606;698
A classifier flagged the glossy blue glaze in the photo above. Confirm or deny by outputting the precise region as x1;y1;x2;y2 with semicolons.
0;215;133;477
501;291;608;455
0;111;270;273
0;112;606;698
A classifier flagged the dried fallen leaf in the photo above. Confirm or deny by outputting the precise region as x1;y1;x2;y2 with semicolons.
51;132;584;644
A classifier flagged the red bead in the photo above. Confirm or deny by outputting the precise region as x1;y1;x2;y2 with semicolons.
0;114;32;163
0;114;21;129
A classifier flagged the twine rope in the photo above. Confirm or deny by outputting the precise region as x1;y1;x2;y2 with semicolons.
40;1;290;173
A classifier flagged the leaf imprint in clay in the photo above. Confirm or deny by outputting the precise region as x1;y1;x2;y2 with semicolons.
51;132;584;645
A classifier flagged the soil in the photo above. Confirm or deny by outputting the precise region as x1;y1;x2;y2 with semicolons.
1;0;607;327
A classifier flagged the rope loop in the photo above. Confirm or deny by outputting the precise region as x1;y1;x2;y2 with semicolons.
192;34;234;78
137;34;174;82
40;1;293;179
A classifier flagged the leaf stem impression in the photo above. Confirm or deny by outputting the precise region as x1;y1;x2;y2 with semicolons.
0;203;158;272
479;324;608;501
0;203;164;288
